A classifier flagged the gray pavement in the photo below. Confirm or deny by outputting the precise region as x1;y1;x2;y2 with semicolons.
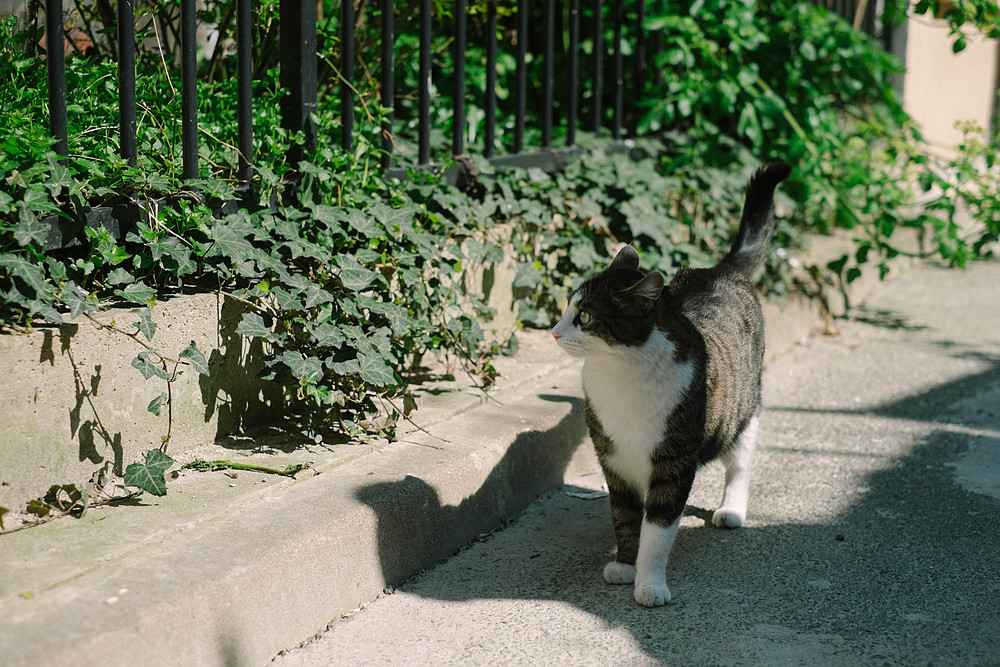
274;261;1000;666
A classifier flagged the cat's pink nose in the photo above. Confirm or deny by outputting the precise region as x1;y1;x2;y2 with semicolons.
551;330;562;341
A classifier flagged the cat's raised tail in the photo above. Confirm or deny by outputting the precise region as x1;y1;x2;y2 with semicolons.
721;162;792;278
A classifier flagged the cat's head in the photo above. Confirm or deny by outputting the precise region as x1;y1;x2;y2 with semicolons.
551;245;664;358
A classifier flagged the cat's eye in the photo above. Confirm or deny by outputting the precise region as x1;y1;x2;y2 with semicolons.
577;310;593;326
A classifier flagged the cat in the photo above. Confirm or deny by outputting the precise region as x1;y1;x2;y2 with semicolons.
551;162;791;607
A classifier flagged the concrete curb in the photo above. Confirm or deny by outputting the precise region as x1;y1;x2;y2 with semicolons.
0;333;594;667
0;231;911;666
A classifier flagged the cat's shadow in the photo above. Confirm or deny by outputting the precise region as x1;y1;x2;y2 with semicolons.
354;393;590;586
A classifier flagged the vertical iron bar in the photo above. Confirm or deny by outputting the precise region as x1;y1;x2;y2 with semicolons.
631;0;644;135
381;0;394;168
181;0;198;180
542;0;554;147
484;0;498;157
117;0;137;167
280;0;318;169
591;0;603;133
514;0;527;153
236;0;253;182
341;0;355;153
418;0;432;164
567;0;579;146
45;0;68;159
611;0;623;139
453;0;467;156
652;0;664;90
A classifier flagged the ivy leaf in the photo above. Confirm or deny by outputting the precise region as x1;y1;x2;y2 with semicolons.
25;498;52;518
334;255;377;292
568;240;604;271
357;295;410;337
380;303;410;337
147;392;168;416
179;341;210;376
207;220;255;263
21;187;59;214
29;300;62;324
310;322;347;348
61;282;93;318
358;350;397;387
124;449;175;496
281;350;323;380
513;262;544;290
353;248;382;265
107;267;135;285
329;357;361;375
235;312;275;340
302;282;334;309
270;287;301;311
340;208;381;239
621;198;672;249
132;308;156;342
117;282;156;306
0;253;46;296
313;204;348;236
14;206;49;247
368;201;416;240
131;350;171;380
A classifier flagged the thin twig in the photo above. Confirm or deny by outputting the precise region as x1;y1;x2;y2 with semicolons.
151;13;178;99
381;394;450;444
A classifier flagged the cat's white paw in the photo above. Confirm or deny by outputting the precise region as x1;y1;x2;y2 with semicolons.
634;582;671;607
603;561;637;585
711;507;745;529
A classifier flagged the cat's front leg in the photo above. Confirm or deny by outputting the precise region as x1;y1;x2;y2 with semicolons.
633;516;681;606
633;465;695;607
601;468;642;586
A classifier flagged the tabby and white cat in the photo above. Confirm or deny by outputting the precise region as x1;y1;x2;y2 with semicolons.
552;163;791;607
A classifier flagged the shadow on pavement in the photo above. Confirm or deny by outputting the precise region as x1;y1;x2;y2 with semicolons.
355;394;588;586
356;355;1000;664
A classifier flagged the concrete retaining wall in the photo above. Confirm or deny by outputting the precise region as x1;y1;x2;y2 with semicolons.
0;294;281;511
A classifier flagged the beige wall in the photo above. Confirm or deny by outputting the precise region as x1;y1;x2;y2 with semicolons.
899;15;999;155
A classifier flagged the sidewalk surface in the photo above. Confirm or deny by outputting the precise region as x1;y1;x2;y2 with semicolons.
274;261;1000;666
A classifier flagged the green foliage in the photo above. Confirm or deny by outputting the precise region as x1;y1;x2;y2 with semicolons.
16;483;89;526
124;449;176;496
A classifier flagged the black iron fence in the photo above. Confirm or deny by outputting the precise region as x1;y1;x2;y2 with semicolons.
812;0;882;41
35;0;882;189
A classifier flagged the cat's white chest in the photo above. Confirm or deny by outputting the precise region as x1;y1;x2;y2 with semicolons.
583;331;694;495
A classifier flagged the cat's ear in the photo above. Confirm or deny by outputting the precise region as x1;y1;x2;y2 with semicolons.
627;272;664;306
609;245;640;271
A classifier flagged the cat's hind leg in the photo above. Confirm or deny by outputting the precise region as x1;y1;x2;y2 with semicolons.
712;412;760;528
